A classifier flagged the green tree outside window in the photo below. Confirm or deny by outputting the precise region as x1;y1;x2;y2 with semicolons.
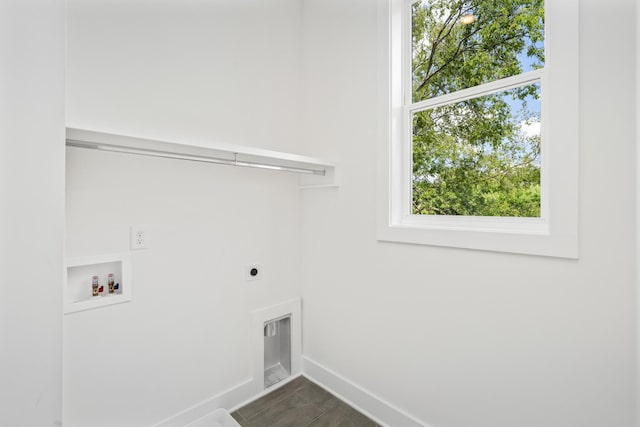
411;0;544;217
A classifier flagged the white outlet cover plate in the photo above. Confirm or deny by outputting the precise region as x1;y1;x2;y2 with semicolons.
130;225;149;250
246;264;262;281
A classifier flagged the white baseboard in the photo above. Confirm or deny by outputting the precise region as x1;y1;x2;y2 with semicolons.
151;378;255;427
152;309;424;427
152;299;303;427
152;357;428;427
302;356;430;427
151;373;308;427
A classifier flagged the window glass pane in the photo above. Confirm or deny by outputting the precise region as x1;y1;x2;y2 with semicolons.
412;0;544;102
412;83;541;217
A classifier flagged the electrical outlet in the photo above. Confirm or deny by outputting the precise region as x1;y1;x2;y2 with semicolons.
246;264;262;281
130;226;148;250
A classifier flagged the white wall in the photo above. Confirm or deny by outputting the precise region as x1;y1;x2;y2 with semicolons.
637;1;640;425
64;1;304;426
65;1;638;426
300;1;637;427
66;0;302;153
0;2;65;427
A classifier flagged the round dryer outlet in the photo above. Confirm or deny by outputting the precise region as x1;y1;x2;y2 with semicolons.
246;264;262;281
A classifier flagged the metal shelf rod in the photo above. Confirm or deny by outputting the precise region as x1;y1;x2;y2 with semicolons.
66;140;326;176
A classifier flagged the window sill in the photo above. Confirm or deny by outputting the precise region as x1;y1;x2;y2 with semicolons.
377;220;578;259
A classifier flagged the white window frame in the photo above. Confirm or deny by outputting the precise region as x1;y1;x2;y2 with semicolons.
377;0;579;258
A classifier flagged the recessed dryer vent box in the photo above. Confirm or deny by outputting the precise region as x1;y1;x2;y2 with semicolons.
252;298;301;391
263;315;291;389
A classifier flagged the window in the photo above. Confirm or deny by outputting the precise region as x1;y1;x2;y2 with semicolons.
377;0;579;258
411;1;543;218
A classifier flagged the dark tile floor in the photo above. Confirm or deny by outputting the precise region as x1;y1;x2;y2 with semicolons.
231;376;381;427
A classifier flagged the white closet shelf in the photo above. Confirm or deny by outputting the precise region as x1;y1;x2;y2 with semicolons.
66;128;337;188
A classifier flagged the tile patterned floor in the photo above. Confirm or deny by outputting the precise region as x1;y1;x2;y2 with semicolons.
231;376;381;427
